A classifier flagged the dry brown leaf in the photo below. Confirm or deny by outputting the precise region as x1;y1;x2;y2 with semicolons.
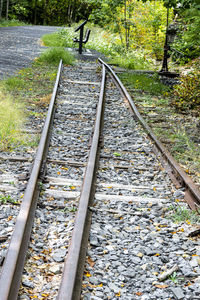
155;284;169;289
87;257;95;267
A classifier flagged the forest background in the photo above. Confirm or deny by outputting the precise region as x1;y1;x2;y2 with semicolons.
0;0;199;64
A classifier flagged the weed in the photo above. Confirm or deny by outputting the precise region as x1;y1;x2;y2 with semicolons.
119;73;170;95
0;86;25;150
4;77;24;91
64;206;77;212
0;194;17;204
168;204;200;224
169;272;178;284
109;50;151;70
38;47;74;65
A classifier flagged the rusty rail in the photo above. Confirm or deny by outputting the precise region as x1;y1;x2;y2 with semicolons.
57;64;106;300
0;60;63;300
98;58;200;210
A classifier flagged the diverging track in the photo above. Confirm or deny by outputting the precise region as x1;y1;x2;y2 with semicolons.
0;59;200;300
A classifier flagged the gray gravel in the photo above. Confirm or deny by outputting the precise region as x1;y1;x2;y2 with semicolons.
81;76;200;300
19;61;101;299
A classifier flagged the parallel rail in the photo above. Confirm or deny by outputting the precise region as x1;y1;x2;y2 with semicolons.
57;64;106;300
0;60;63;300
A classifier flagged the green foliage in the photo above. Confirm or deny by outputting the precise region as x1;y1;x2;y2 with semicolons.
0;19;26;27
172;73;200;110
0;194;18;204
110;50;151;70
171;2;200;63
119;72;170;95
90;0;171;59
38;47;74;65
0;57;61;150
0;195;18;204
4;77;24;90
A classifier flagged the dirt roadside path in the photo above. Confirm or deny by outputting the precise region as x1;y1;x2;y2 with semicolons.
0;25;60;79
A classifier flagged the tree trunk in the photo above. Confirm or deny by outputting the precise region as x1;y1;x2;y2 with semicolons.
0;0;3;20
43;0;49;25
34;0;37;25
6;0;9;20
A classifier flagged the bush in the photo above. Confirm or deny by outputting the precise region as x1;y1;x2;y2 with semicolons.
38;47;74;65
172;73;200;110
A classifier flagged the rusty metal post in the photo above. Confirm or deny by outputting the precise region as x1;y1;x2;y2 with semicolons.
160;7;169;73
79;26;84;54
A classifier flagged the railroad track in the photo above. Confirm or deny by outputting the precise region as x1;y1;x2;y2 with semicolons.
0;59;200;300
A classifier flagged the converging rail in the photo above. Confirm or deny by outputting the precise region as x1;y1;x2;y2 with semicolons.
98;58;200;211
0;58;200;300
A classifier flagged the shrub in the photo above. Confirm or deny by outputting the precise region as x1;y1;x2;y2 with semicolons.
172;73;200;110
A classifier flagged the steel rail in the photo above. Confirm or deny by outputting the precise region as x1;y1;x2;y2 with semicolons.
98;58;200;210
0;60;63;300
57;64;106;300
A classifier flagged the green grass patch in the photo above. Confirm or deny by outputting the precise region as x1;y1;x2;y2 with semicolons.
0;86;25;150
38;47;74;65
119;73;170;95
168;205;200;224
0;19;27;27
0;58;64;150
109;51;151;70
42;32;68;47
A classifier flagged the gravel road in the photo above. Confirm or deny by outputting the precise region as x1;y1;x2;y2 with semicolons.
0;25;60;79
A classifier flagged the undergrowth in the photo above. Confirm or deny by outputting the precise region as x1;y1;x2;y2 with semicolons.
0;19;27;27
119;73;170;95
168;204;200;224
0;59;63;150
42;25;153;70
0;86;24;150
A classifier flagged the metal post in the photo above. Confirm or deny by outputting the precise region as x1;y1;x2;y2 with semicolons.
160;7;169;73
79;27;84;54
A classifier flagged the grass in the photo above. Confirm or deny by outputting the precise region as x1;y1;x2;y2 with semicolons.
119;73;170;95
41;24;154;70
109;51;152;70
0;85;25;150
0;59;62;151
42;32;69;47
0;194;17;204
168;204;200;224
0;19;27;27
38;47;74;65
0;38;74;151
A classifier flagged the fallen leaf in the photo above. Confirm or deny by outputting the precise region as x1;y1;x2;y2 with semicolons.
87;257;95;267
70;186;76;190
85;272;91;277
135;292;142;296
155;284;169;289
